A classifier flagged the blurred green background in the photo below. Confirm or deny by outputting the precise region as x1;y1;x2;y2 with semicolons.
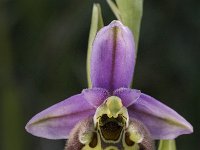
0;0;199;149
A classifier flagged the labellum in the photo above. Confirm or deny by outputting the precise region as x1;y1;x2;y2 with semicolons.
65;97;154;150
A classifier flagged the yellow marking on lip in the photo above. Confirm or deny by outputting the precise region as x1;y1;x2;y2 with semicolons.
104;146;119;150
82;132;102;150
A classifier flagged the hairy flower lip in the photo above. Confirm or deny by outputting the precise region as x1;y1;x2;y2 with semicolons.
25;20;193;141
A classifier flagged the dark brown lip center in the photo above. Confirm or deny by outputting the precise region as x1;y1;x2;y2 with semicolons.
99;114;124;141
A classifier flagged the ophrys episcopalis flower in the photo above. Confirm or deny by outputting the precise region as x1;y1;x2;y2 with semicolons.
26;21;193;150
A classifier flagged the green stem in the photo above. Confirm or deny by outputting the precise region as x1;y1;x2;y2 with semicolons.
158;140;176;150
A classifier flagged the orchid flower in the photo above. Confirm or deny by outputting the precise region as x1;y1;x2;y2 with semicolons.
25;21;193;150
